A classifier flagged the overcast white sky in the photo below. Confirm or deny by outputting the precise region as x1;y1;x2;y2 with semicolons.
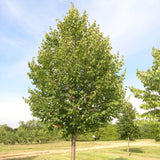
0;0;160;128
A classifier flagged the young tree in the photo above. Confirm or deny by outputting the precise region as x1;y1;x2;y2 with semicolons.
116;102;139;156
130;47;160;140
25;4;125;160
130;47;160;119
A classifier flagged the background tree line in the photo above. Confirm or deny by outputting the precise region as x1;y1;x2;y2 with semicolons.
0;119;62;144
0;118;160;145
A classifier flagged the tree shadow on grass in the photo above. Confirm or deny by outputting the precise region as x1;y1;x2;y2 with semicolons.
122;148;143;153
7;156;37;160
109;158;128;160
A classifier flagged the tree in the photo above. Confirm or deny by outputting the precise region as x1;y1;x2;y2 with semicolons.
116;102;139;156
130;47;160;140
130;47;160;119
0;124;16;144
16;120;56;144
25;4;125;160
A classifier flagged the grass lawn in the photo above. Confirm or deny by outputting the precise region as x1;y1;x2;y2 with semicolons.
0;139;160;160
23;150;139;160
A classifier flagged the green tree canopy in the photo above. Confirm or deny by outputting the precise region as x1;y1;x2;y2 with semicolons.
130;47;160;120
25;4;125;159
116;101;139;140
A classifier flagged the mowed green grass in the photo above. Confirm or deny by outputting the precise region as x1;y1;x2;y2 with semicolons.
23;150;139;160
0;140;160;160
0;141;71;152
24;152;137;160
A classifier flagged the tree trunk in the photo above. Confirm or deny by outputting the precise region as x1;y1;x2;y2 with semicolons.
127;136;130;156
71;135;76;160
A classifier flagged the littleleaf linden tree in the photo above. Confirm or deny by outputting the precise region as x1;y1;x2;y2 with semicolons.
25;4;125;160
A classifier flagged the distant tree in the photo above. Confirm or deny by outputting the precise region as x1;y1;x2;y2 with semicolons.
25;4;125;160
130;47;160;140
16;121;28;144
0;124;16;144
116;102;139;156
16;120;55;144
99;124;120;141
0;120;62;145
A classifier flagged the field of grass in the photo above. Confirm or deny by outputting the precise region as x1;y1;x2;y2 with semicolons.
0;139;160;160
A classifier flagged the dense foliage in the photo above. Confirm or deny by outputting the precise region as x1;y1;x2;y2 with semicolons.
0;120;61;144
136;120;160;140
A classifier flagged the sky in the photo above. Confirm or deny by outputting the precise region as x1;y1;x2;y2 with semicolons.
0;0;160;128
